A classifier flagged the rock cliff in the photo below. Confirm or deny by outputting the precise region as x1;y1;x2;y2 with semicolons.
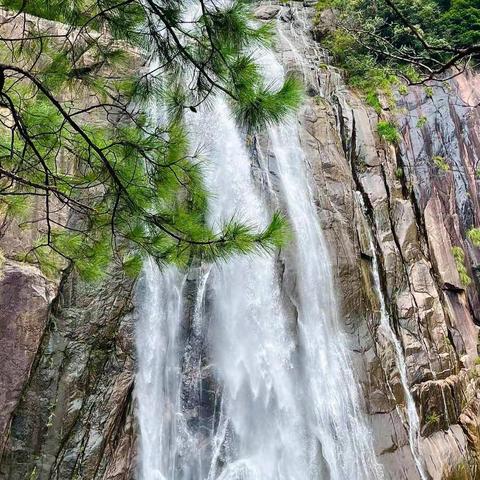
263;2;480;478
1;1;480;479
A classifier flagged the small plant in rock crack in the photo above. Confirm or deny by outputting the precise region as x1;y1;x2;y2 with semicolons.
448;461;471;480
443;334;452;348
365;91;382;114
432;155;450;172
355;156;368;173
398;84;409;96
471;365;480;380
452;246;472;287
46;411;56;428
416;116;428;128
28;466;38;480
425;411;441;426
425;86;434;99
377;120;400;144
467;228;480;248
395;167;404;179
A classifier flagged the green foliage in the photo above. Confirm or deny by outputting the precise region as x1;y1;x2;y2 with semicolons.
467;228;480;247
425;411;441;426
425;86;434;99
28;466;38;480
0;195;32;220
122;253;144;279
365;91;382;114
321;28;399;109
377;121;400;144
441;0;480;46
432;155;450;171
452;246;472;287
315;0;480;108
0;0;299;279
395;167;404;179
2;0;145;32
25;242;65;279
234;75;303;131
315;0;339;12
417;116;428;128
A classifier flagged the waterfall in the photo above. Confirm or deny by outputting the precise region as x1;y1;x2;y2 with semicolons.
135;6;383;480
135;261;186;479
356;193;428;480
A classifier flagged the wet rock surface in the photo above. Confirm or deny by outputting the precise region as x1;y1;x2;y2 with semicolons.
0;267;136;480
1;2;480;479
0;260;57;458
270;2;480;478
272;4;480;480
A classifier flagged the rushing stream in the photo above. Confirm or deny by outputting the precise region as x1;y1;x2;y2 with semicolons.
135;5;384;480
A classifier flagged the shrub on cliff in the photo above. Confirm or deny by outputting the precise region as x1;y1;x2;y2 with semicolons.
441;0;480;47
377;121;400;144
316;0;480;88
452;246;472;287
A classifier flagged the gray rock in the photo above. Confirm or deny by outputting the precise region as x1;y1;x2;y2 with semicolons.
1;2;480;479
253;5;281;20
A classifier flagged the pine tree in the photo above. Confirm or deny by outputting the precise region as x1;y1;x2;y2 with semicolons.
0;0;302;279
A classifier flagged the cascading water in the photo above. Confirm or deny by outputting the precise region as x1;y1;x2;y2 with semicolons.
135;4;383;479
261;50;383;480
198;98;314;480
356;193;428;480
135;262;186;479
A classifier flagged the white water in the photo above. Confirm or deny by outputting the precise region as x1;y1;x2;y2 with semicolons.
135;6;383;479
356;193;428;480
135;263;186;479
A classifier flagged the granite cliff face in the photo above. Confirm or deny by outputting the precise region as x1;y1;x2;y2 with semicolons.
1;2;480;479
266;2;480;478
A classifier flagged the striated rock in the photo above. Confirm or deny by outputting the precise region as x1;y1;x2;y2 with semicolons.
422;426;470;480
271;2;480;478
0;260;57;457
0;266;136;479
1;1;480;479
425;191;463;290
